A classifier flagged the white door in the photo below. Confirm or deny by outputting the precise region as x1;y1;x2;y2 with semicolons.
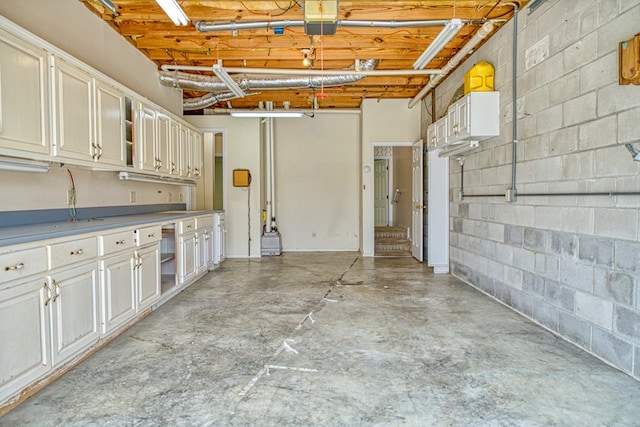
374;158;389;226
136;245;161;311
411;140;424;261
95;81;126;167
101;252;136;335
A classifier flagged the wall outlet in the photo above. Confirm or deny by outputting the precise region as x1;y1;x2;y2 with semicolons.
129;191;136;203
168;192;173;202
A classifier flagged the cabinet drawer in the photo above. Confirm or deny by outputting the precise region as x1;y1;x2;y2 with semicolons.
136;225;162;246
0;247;47;285
100;230;134;255
196;215;213;230
48;237;98;270
178;219;196;234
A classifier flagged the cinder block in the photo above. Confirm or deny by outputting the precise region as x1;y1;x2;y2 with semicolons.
453;218;463;233
513;247;535;272
549;126;578;156
594;268;635;306
536;156;564;183
550;70;579;105
579;52;618;94
615;240;640;273
487;223;506;243
504;265;523;290
576;292;613;329
564;32;598;73
545;280;576;312
578;235;614;267
527;85;550;114
523;271;545;297
579;5;597;36
560;207;594;235
535;206;564;231
514;205;535;227
564;92;597;126
592;327;634;373
559;312;592;349
594;208;638;241
477;274;496;296
494;281;511;305
635;347;640;380
614;305;640;345
532;300;559;331
511;290;533;317
551;231;577;256
496;243;514;265
578;116;617;151
560;260;595;292
598;83;640;116
597;3;640;57
536;105;563;135
523;228;548;251
458;203;469;219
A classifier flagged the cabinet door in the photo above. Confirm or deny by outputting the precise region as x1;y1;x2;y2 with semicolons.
196;230;209;274
435;119;448;146
0;278;51;404
456;96;471;140
0;29;49;156
100;252;136;335
178;233;197;284
426;123;437;149
95;81;126;167
178;125;190;178
50;263;99;366
156;113;171;175
214;213;226;265
136;102;157;173
136;245;160;311
52;57;95;161
191;130;203;179
169;119;180;175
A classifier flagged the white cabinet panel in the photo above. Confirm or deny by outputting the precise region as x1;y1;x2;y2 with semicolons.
52;57;94;161
0;28;49;156
156;113;171;175
178;233;197;285
95;81;126;167
169;119;180;175
0;278;51;404
446;91;499;143
136;101;157;173
136;244;160;311
48;237;98;270
49;263;100;366
0;246;47;285
100;252;135;335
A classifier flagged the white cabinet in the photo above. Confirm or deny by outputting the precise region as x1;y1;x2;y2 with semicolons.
213;212;226;266
95;81;126;167
446;91;500;143
52;57;126;168
134;225;161;311
178;233;197;285
168;119;180;175
156;113;172;175
0;278;51;405
49;262;100;366
135;101;157;173
191;129;203;179
52;57;94;162
0;28;49;157
178;124;190;178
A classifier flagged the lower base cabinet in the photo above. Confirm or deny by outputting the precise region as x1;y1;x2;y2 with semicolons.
0;278;51;405
100;252;136;335
136;244;160;312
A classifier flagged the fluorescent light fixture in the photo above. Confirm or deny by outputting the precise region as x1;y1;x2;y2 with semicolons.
118;171;196;186
230;110;304;118
97;0;118;16
0;156;49;173
413;18;463;70
155;0;189;26
438;140;479;158
213;64;246;98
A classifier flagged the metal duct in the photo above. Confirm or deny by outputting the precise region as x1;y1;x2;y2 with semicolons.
182;92;239;111
160;59;379;110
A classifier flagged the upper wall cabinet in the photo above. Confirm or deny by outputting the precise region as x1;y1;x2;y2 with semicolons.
0;28;49;157
135;101;157;173
52;57;126;168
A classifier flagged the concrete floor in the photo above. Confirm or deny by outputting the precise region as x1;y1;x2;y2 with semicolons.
2;253;639;426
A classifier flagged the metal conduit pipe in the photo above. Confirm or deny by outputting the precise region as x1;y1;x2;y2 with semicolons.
408;21;495;108
194;19;466;33
508;3;519;202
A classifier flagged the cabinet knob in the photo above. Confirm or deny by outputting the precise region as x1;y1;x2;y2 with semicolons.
148;233;155;238
116;239;125;245
70;249;84;255
5;262;24;271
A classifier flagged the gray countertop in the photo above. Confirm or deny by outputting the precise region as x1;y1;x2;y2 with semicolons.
0;210;222;248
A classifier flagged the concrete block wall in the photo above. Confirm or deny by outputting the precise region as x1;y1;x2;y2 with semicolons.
430;0;640;380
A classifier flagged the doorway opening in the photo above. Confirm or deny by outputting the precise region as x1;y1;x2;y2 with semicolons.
195;130;224;211
373;145;412;257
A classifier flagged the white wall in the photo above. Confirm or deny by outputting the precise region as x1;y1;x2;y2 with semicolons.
0;0;182;115
186;116;262;258
274;113;360;251
361;99;421;256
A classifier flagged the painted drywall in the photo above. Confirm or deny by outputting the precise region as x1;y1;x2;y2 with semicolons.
431;0;640;380
186;116;262;258
392;146;412;229
273;113;361;251
361;99;421;256
0;0;182;115
0;166;184;213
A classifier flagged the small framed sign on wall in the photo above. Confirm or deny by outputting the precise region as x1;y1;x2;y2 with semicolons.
233;169;251;187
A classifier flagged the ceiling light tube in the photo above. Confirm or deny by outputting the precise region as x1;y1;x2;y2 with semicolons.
438;140;479;158
155;0;190;26
97;0;118;16
0;156;49;173
118;171;196;186
230;111;304;118
413;18;463;70
213;64;246;98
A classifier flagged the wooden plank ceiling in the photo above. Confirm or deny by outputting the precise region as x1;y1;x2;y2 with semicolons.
80;0;526;112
